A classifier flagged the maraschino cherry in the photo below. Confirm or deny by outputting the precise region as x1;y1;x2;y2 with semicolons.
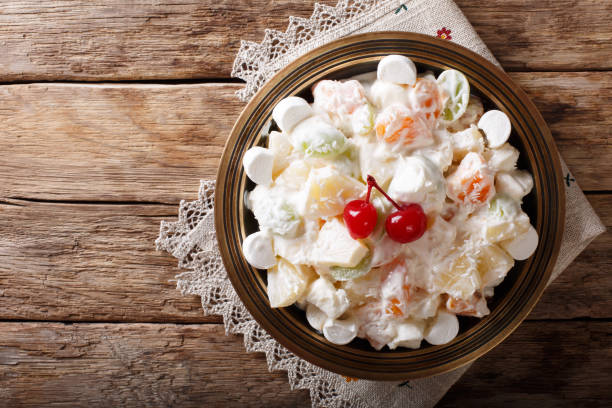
343;175;427;243
343;178;378;239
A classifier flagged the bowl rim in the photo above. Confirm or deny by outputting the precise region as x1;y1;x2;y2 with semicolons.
216;32;565;380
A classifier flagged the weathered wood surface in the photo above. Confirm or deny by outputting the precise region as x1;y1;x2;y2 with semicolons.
0;323;311;407
0;321;608;407
0;1;610;82
0;195;609;323
439;320;612;407
0;1;610;406
1;72;610;205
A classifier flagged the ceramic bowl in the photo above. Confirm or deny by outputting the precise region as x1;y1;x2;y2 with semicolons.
215;32;564;380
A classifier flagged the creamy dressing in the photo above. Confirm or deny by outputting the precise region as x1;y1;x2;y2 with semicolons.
242;56;538;350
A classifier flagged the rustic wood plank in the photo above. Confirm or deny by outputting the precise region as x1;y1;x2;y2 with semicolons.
439;321;612;407
0;195;609;323
0;202;210;323
0;322;311;407
0;321;608;406
0;1;609;82
0;73;610;204
511;72;612;192
458;0;612;72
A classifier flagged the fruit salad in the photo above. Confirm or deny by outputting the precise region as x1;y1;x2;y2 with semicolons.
241;55;538;350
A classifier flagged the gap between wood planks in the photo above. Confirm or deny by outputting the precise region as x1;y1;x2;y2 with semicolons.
0;317;610;325
0;70;609;86
5;191;611;207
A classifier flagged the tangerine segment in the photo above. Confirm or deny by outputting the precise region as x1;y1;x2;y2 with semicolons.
375;104;432;147
447;152;495;205
312;79;367;115
411;77;445;120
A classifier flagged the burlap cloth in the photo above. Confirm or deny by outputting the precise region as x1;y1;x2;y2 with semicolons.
156;1;606;406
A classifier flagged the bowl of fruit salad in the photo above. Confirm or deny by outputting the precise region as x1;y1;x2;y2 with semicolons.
216;32;564;380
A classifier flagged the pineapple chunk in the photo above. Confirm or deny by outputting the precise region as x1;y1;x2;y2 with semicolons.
483;195;530;243
267;258;316;308
305;277;350;319
451;125;485;162
275;160;313;190
388;319;425;350
477;244;514;288
303;166;365;218
312;218;368;268
433;253;481;299
268;130;293;177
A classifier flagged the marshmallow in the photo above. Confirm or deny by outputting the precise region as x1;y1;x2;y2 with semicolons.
242;231;276;270
388;156;446;214
479;110;511;148
495;170;534;201
424;310;459;345
306;303;328;332
272;96;313;133
377;55;417;85
501;225;539;260
323;317;358;345
243;146;274;185
369;80;411;109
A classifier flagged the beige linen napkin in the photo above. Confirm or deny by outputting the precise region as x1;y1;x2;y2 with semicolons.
157;1;605;406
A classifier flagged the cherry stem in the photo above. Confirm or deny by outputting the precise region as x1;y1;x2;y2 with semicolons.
366;175;402;211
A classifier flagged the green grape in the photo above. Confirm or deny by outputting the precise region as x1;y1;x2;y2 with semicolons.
330;252;372;281
294;120;348;158
437;69;470;124
488;194;519;219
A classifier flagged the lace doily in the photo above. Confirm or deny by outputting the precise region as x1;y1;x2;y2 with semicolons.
232;0;397;102
156;181;370;408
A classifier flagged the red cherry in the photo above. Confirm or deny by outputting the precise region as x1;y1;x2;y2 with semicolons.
385;203;427;243
343;200;378;239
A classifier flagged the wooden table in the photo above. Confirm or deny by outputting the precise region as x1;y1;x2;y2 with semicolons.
0;1;610;406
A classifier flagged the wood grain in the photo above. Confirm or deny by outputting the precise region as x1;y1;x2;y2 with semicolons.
0;195;609;323
0;321;608;407
439;320;612;407
0;73;610;205
0;322;311;407
0;1;609;82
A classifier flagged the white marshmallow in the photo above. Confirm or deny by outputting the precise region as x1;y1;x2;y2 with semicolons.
424;311;459;345
369;80;411;109
272;96;314;133
377;55;417;85
478;110;511;148
501;225;539;260
323;317;358;345
495;170;534;201
243;146;274;185
388;156;446;214
306;303;328;332
242;231;276;269
305;277;350;319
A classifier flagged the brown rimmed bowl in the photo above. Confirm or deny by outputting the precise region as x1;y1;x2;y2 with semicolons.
215;32;564;380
